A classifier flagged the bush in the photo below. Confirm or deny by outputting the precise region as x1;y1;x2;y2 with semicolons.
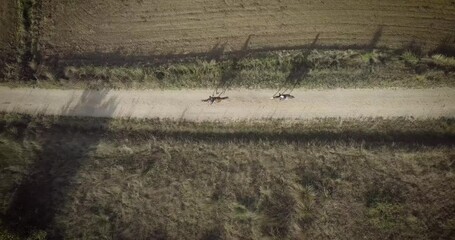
431;54;455;69
402;51;420;66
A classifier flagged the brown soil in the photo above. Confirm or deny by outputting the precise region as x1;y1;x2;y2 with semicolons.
39;0;455;61
0;0;18;56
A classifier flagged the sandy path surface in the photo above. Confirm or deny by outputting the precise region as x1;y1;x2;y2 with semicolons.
0;87;453;121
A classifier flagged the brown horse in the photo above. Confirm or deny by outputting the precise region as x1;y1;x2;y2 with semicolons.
202;96;229;104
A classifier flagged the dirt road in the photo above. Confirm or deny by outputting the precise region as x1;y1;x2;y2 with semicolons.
0;87;453;121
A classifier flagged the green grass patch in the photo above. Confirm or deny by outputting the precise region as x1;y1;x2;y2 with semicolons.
367;203;426;239
402;51;420;66
3;49;455;89
430;54;455;70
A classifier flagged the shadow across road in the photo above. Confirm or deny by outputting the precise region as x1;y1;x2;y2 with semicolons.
4;90;118;239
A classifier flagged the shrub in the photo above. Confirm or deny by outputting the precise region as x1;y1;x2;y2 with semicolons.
402;51;419;66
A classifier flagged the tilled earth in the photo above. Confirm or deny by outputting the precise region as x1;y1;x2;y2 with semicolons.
38;0;455;61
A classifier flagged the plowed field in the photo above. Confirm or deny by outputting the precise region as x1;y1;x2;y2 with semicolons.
39;0;455;59
0;0;18;55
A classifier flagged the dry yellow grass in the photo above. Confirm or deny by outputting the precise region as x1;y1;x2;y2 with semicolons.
0;114;454;239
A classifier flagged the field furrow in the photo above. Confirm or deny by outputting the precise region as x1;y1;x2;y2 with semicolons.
37;0;455;60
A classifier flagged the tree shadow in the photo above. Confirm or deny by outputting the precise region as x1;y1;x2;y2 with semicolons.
367;26;383;49
273;33;320;96
211;59;239;97
399;39;425;56
60;89;119;117
49;26;392;69
430;36;455;57
210;35;253;97
3;90;118;238
207;42;228;61
272;26;386;96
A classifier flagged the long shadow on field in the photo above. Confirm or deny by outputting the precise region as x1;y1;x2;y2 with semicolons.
210;36;253;97
46;26;391;69
273;33;320;96
273;27;384;95
112;128;455;148
211;59;240;97
3;90;118;238
48;117;453;148
367;26;383;49
430;35;455;57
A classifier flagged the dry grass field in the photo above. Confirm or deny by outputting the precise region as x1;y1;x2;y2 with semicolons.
0;114;454;239
38;0;455;60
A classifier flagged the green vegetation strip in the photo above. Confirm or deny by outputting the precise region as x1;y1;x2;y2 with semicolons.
2;49;455;89
0;114;454;239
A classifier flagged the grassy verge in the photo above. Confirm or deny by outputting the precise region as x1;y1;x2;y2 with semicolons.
0;113;453;239
2;49;455;89
2;0;455;89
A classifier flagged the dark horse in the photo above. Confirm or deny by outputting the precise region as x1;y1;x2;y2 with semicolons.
202;96;229;104
271;93;295;100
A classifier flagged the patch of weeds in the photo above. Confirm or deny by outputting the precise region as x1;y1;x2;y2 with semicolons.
415;75;427;83
298;162;341;198
367;203;404;231
236;195;259;212
0;63;21;81
365;180;408;208
0;137;37;214
4;48;452;89
201;226;225;240
232;203;256;223
258;180;314;238
308;50;360;69
402;51;420;66
361;50;381;65
0;219;47;240
0;137;26;168
430;54;455;70
367;203;425;238
0;220;20;240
